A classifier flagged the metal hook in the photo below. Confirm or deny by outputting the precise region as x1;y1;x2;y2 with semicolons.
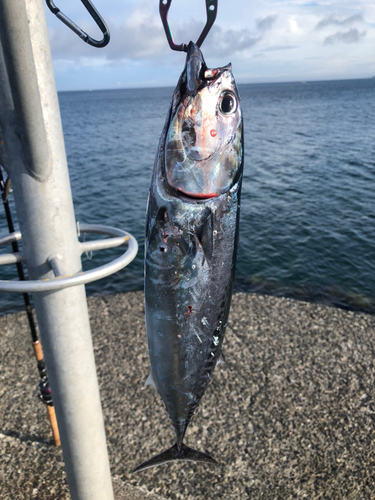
159;0;218;52
45;0;110;48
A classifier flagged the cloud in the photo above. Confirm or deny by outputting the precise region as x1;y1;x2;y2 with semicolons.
204;25;261;58
315;14;363;30
106;17;166;61
256;15;278;32
49;8;261;65
262;45;298;52
49;4;166;62
324;28;366;45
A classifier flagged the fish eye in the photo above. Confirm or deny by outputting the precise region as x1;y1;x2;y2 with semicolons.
219;92;237;115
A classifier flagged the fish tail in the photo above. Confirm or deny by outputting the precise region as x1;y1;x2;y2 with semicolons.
132;442;218;473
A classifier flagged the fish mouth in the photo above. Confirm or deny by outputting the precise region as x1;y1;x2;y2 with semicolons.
185;42;206;95
176;188;219;201
184;41;231;95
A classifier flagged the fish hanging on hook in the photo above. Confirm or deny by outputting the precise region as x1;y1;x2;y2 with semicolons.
133;0;244;472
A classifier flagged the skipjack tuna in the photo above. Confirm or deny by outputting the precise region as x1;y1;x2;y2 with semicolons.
133;41;244;472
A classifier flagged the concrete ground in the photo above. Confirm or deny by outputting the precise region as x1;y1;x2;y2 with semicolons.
1;291;375;499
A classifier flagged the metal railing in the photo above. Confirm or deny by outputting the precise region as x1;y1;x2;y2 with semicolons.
0;224;138;293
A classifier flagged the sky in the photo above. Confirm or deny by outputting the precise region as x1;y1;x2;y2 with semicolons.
44;0;375;91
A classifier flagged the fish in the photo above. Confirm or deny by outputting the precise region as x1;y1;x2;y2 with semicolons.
133;41;243;473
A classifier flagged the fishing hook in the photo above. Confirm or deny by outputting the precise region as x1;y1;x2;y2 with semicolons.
160;0;218;52
45;0;110;48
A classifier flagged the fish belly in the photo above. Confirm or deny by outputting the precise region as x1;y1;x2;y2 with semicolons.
145;182;240;441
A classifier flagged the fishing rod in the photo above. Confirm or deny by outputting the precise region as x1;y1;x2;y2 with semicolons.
0;166;60;446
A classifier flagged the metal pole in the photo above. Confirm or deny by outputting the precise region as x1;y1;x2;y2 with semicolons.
0;1;114;499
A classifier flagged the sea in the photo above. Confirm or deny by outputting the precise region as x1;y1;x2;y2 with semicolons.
0;78;374;315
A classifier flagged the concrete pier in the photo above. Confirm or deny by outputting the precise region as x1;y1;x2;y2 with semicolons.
1;292;374;499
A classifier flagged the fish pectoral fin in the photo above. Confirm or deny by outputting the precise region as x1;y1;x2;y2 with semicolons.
196;211;213;262
145;372;157;391
216;351;225;365
132;443;218;473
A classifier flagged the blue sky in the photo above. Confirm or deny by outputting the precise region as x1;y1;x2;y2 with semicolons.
45;0;375;91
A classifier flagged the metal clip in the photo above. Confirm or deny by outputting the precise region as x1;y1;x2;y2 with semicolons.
160;0;218;52
45;0;110;48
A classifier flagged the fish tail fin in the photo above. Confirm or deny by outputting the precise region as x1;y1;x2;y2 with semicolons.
132;443;218;473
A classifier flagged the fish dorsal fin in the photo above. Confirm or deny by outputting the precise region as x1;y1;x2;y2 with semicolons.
145;372;157;390
216;351;225;365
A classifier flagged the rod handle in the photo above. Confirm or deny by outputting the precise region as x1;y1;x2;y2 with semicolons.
47;405;61;446
32;340;43;361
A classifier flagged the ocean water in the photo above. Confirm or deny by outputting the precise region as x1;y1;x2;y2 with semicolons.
0;78;374;315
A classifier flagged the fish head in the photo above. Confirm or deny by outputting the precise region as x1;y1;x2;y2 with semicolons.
165;42;243;200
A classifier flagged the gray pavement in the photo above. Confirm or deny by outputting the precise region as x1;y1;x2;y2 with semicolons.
1;291;375;499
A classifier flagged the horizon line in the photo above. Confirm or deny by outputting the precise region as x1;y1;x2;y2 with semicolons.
57;76;374;93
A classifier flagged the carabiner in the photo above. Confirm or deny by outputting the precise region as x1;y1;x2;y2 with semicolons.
160;0;218;52
46;0;110;48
